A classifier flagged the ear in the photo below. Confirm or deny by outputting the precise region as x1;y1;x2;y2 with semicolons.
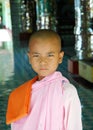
59;51;64;64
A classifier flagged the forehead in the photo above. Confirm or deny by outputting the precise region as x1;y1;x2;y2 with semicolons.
29;37;61;51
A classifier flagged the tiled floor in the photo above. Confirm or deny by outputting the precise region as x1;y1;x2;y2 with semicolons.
0;45;93;130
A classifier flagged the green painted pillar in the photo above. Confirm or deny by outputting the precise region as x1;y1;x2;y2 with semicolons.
36;0;57;31
20;0;36;32
74;0;93;59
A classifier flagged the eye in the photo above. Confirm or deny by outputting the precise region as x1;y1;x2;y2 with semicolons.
48;54;54;57
32;54;39;57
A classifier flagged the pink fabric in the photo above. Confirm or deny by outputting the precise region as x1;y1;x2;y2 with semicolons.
11;71;82;130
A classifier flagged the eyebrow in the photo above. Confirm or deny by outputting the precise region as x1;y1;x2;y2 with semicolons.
31;52;40;55
31;52;55;54
48;52;55;54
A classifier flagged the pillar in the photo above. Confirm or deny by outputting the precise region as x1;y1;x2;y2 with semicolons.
20;0;36;33
36;0;57;31
74;0;93;59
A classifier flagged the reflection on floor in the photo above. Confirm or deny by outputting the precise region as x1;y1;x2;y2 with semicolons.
0;46;93;130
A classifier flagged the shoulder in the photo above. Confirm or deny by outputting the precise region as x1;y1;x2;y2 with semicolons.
11;80;31;95
63;82;77;92
62;82;81;110
63;82;78;99
10;76;38;97
8;80;31;101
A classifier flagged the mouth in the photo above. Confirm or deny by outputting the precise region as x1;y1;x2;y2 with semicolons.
40;68;48;70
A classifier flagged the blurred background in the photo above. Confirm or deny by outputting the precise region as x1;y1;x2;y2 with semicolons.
0;0;93;130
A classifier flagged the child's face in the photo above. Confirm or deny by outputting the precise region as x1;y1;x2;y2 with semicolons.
28;37;64;80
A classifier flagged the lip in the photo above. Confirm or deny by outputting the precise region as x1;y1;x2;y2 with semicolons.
40;68;48;70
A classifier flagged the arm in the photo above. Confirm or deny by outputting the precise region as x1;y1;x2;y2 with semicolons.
64;84;83;130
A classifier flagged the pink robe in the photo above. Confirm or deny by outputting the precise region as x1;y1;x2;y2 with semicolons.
11;71;82;130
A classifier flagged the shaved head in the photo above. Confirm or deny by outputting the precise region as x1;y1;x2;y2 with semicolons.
28;29;62;52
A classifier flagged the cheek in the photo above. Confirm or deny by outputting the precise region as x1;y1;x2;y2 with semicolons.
30;60;37;67
49;59;59;66
31;63;38;71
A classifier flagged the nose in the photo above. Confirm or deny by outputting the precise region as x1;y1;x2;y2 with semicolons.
39;57;47;64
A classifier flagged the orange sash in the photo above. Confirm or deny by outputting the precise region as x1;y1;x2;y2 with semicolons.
6;76;38;125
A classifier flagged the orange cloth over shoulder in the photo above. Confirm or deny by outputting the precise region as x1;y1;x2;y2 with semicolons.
6;76;38;125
